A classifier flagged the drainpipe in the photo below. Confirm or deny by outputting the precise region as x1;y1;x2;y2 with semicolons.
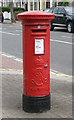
50;0;53;7
56;0;58;6
28;0;30;11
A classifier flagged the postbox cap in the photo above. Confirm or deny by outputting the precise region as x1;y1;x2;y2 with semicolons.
17;11;55;20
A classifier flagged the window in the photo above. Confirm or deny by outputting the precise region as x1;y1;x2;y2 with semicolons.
49;8;54;13
53;7;59;14
34;2;37;10
30;2;33;10
58;8;65;14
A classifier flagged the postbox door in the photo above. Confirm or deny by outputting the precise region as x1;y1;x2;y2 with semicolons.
24;26;50;96
30;35;50;96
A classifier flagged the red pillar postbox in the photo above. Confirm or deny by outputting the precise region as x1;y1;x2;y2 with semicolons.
17;11;55;113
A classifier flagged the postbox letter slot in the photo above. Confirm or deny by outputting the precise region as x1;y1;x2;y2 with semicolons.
32;29;46;33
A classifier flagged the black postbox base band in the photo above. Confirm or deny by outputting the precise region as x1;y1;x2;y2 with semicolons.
23;94;51;113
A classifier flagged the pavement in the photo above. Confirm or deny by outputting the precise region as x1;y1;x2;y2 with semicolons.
0;51;73;119
0;20;73;119
2;20;22;25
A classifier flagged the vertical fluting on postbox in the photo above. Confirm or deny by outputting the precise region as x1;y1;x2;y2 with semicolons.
17;11;55;113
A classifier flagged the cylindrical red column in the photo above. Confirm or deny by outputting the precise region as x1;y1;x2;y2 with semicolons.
17;11;55;113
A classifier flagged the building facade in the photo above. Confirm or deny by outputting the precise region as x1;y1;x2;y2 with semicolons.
0;0;74;11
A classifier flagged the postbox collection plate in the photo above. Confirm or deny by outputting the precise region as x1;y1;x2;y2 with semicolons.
35;38;44;54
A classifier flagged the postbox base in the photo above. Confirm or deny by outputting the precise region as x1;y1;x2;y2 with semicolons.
23;94;51;113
